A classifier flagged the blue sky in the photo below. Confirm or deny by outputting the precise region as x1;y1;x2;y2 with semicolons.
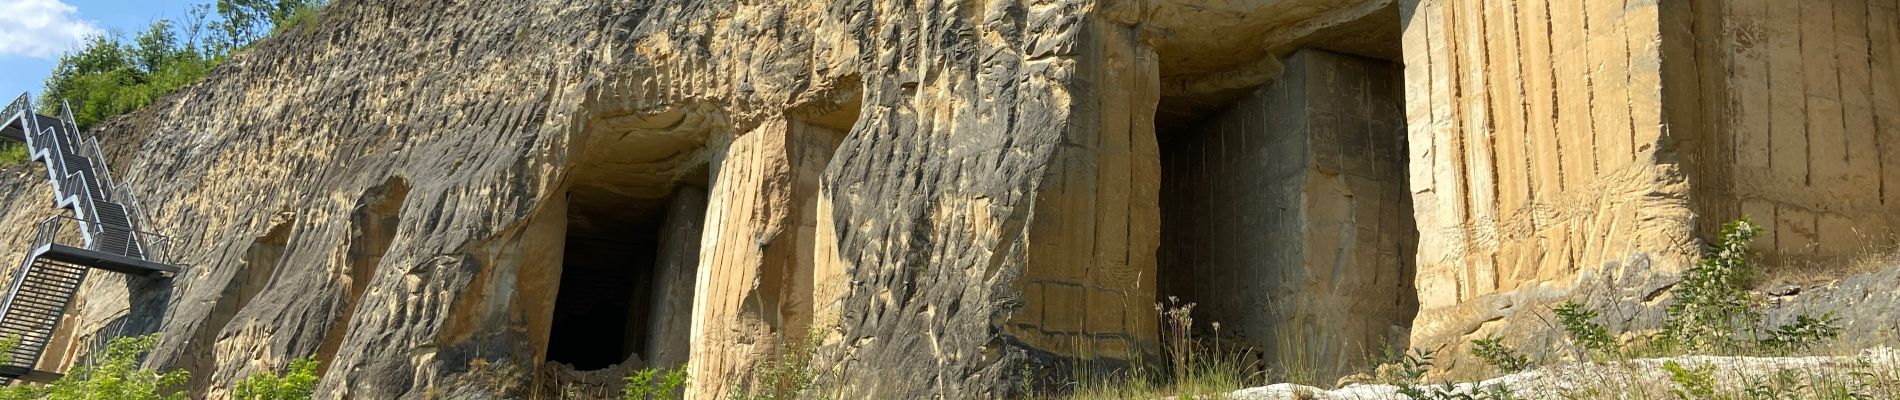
0;0;198;102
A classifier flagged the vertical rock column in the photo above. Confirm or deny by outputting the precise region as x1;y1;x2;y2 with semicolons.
641;186;708;370
1291;51;1415;379
1012;15;1162;368
1398;0;1698;369
688;119;840;398
1157;49;1414;382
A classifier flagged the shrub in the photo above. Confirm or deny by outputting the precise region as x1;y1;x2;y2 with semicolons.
1659;218;1765;353
1541;218;1841;364
623;366;688;400
1553;301;1617;359
1649;217;1842;355
0;143;26;165
232;358;319;400
1469;336;1532;374
1661;360;1717;400
730;333;818;400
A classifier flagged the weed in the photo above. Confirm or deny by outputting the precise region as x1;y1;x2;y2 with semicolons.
1756;313;1843;354
623;366;688;400
1662;360;1717;400
1660;219;1765;353
1036;298;1263;399
1553;301;1617;360
1393;348;1515;400
1469;336;1531;374
730;333;818;400
1160;297;1197;387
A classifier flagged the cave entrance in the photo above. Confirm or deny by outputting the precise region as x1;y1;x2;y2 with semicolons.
546;175;709;371
1152;46;1417;383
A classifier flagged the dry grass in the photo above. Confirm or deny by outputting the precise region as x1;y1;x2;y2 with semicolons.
1754;231;1900;290
1033;299;1267;400
1846;234;1900;277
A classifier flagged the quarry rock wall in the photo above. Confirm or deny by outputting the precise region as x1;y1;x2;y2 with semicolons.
1395;0;1702;369
1690;0;1900;262
0;0;1892;398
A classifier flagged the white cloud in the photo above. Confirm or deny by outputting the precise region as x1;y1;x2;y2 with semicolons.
0;0;101;59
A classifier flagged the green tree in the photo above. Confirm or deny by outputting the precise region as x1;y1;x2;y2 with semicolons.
233;358;319;400
0;143;27;165
37;1;327;129
132;20;180;74
0;335;190;400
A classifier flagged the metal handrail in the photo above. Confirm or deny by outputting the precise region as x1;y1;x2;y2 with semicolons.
58;169;91;201
35;126;69;184
26;215;172;264
31;216;59;251
1;94;26;121
111;182;146;234
53;170;143;259
57;101;117;202
80;137;116;201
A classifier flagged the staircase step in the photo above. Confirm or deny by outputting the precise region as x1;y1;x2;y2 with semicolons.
0;318;59;330
26;269;82;280
5;307;64;317
16;290;77;302
0;316;59;329
6;297;69;312
9;291;73;306
20;282;79;293
22;275;80;287
0;319;54;331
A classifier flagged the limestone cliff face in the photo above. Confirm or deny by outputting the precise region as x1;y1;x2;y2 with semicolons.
1397;0;1900;375
0;0;1895;398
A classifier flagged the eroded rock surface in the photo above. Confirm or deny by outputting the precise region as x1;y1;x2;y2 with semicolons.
0;0;1892;398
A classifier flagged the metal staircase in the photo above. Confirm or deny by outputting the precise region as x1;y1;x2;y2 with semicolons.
0;93;179;384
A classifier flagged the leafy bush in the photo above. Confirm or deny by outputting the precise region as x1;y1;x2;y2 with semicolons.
1756;313;1843;354
0;335;189;400
0;142;26;165
39;0;327;129
1469;336;1532;374
1650;218;1842;355
731;334;818;400
1662;360;1718;400
1394;348;1515;400
1659;219;1766;353
623;366;688;400
1543;218;1840;364
1553;301;1618;359
232;358;319;400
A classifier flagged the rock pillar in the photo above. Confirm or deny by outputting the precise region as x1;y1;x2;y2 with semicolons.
1397;0;1698;373
687;119;842;399
642;186;707;370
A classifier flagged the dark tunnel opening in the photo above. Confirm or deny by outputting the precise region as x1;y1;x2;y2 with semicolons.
544;181;709;371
